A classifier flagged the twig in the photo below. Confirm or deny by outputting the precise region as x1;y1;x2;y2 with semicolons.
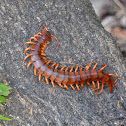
113;0;126;14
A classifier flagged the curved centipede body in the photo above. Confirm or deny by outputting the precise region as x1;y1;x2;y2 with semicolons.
23;24;118;95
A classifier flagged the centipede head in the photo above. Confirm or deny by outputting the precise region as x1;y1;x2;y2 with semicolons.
41;30;51;42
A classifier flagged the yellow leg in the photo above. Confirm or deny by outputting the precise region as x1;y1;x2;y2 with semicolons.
78;66;84;88
24;47;32;55
70;84;75;90
75;66;79;72
34;68;39;76
70;66;74;72
23;54;32;63
39;73;42;82
87;82;91;86
24;42;35;46
91;81;96;88
55;64;59;69
65;67;69;72
93;81;100;90
27;61;33;70
92;61;98;69
45;60;51;65
80;66;83;71
41;52;46;56
58;83;63;88
51;62;57;67
100;64;107;71
64;84;69;90
51;81;55;87
34;34;39;39
30;37;37;42
76;84;80;90
60;66;66;70
45;78;49;84
94;83;104;95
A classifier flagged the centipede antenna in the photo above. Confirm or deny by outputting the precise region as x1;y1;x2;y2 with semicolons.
51;34;59;50
37;24;49;33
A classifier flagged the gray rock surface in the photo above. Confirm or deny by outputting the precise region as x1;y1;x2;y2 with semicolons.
0;0;126;126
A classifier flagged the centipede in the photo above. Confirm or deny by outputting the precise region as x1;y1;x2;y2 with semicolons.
23;24;118;95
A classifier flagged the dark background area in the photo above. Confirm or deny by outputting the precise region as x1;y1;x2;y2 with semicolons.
0;0;126;125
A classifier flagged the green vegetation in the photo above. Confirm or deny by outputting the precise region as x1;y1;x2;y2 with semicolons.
0;83;12;121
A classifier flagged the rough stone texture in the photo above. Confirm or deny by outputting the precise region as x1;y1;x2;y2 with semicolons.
0;0;126;126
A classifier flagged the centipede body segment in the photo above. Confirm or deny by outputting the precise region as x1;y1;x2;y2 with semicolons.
23;24;118;95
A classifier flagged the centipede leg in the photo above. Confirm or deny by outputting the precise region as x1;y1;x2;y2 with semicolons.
40;47;46;52
45;60;52;65
69;66;76;90
24;42;35;46
70;85;75;90
78;66;84;88
92;61;98;69
30;37;37;42
41;52;46;56
109;74;118;84
37;32;42;37
58;83;63;88
27;61;34;70
91;81;96;89
76;84;80;90
54;64;64;88
63;67;69;90
87;82;91;86
75;66;79;72
34;68;39;76
65;67;69;72
93;81;100;90
80;66;83;71
39;73;42;82
55;64;59;69
23;54;32;63
80;83;84;88
24;47;32;55
50;62;58;87
45;78;49;84
42;57;47;62
85;63;91;70
70;66;74;72
51;62;57;67
41;43;47;50
34;34;40;39
64;84;69;90
94;82;104;95
51;81;55;87
60;66;66;70
100;64;107;71
44;60;52;85
72;66;80;90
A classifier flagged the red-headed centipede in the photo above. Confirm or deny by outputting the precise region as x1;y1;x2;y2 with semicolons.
23;24;118;95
